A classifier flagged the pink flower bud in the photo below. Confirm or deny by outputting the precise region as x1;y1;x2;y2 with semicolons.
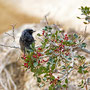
37;52;42;56
38;48;42;50
42;30;45;35
24;63;28;68
33;55;37;58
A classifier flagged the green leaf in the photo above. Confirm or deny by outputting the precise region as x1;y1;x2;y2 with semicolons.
43;26;48;31
67;65;73;69
82;80;84;84
44;73;50;77
30;42;35;51
37;33;41;36
58;80;61;83
44;28;47;31
52;34;55;37
36;66;48;75
37;77;41;82
83;70;88;74
68;58;71;60
74;33;78;38
65;78;68;84
50;50;53;53
33;62;38;67
43;77;47;81
51;64;55;71
62;65;66;69
81;43;87;48
48;26;52;30
42;42;46;48
47;34;52;36
83;22;88;24
45;38;48;42
55;31;58;36
55;84;61;89
45;26;48;28
77;17;81;19
78;66;83;74
76;55;85;60
50;76;55;80
39;83;44;87
49;57;53;62
57;36;60;40
80;6;90;15
62;84;67;88
49;85;53;90
85;16;90;22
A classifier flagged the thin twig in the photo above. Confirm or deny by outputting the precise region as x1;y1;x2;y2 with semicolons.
0;44;20;49
81;48;90;54
59;68;73;81
38;37;44;41
11;24;16;42
73;47;90;54
5;32;13;37
5;24;16;42
82;26;87;42
0;77;8;90
53;24;64;37
44;12;50;25
59;47;75;81
4;68;17;90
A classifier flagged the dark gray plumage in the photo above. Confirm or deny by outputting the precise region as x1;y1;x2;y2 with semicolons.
19;29;35;54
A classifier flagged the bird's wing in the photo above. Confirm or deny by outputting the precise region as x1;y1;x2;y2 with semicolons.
26;35;34;42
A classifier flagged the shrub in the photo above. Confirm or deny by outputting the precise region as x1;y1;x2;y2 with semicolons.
21;6;90;90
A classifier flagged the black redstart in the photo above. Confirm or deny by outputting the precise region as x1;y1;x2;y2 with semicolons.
19;29;35;54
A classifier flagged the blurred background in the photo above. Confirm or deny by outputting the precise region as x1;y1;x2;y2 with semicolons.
0;0;90;34
0;0;90;90
0;0;41;34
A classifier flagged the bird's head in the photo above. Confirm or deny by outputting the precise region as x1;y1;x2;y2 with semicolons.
25;29;36;34
22;29;36;35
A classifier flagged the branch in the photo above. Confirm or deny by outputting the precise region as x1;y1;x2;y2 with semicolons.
5;24;16;42
0;44;20;49
59;68;73;81
5;32;13;37
52;24;64;37
80;48;90;54
59;47;76;81
4;68;17;90
44;12;50;25
11;24;16;42
73;47;90;54
81;26;87;42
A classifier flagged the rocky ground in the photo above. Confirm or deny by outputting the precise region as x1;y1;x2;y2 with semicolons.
0;23;90;90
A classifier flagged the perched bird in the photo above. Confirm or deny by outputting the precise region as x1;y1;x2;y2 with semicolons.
19;29;35;54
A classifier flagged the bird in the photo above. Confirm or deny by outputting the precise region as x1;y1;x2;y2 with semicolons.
19;29;35;55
